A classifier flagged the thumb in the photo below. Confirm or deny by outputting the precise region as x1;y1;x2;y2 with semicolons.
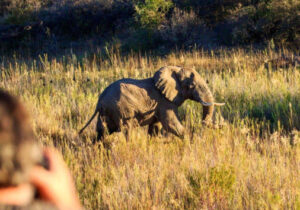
30;166;54;198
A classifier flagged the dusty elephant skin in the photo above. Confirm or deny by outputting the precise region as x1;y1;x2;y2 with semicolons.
79;66;224;140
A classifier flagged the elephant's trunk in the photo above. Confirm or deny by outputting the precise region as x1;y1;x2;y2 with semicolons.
201;95;214;124
193;87;215;124
202;104;214;123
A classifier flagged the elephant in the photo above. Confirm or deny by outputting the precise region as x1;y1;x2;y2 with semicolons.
79;66;224;140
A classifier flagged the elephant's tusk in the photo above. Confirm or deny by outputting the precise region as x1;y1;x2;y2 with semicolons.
214;102;225;106
200;101;213;106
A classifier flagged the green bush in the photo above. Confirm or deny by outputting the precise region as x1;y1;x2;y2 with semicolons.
134;0;173;29
208;165;236;198
186;165;236;208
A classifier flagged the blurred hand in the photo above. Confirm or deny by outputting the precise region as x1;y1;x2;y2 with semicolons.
30;148;82;210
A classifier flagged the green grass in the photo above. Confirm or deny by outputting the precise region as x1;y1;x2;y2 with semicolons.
0;48;299;209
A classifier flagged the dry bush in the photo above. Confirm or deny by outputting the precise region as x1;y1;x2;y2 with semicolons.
231;0;300;48
159;8;202;46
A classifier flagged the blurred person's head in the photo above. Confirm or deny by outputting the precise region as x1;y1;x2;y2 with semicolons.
0;89;43;187
0;89;81;210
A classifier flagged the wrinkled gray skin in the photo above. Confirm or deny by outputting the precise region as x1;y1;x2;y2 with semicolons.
79;66;224;140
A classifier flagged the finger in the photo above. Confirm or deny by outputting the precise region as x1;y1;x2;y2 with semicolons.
0;184;34;206
29;165;58;201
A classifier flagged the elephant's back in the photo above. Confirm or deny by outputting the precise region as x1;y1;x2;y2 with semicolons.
99;78;140;102
98;78;157;119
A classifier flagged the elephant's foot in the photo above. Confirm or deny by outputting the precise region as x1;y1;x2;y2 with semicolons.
96;132;104;142
148;122;162;136
202;119;214;128
202;120;224;129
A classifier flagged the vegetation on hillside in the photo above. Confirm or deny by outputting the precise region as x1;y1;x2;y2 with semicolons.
0;0;299;54
1;48;299;209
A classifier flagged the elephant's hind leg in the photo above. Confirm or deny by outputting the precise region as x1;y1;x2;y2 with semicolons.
96;115;120;140
106;116;120;135
96;115;105;141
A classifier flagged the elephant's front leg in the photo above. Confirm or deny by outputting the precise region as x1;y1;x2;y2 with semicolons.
159;108;185;137
148;121;162;136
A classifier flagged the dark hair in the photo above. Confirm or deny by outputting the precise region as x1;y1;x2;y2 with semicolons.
0;89;42;187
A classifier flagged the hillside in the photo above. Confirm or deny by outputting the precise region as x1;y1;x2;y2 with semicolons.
0;0;299;55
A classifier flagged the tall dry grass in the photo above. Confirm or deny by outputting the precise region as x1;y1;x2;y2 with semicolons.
0;48;299;209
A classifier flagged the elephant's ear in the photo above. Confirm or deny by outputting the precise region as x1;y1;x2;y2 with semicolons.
153;66;183;104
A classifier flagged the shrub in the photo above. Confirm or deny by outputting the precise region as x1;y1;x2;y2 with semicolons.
208;165;236;199
186;165;236;208
134;0;173;29
173;0;246;25
160;8;198;43
232;0;300;48
0;0;43;24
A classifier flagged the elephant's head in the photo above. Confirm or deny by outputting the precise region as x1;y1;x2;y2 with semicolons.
153;66;224;124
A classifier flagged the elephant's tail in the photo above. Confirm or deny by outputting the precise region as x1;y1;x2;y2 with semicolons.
79;110;99;134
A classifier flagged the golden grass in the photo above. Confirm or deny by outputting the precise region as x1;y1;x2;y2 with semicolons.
0;48;299;209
